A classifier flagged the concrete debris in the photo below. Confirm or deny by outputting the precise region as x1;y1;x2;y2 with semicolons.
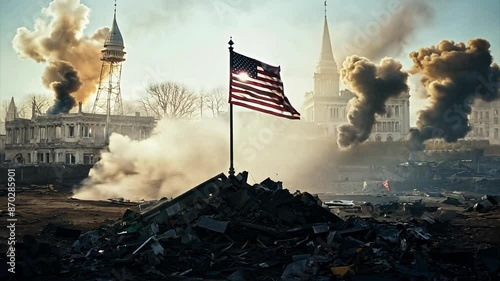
6;172;500;281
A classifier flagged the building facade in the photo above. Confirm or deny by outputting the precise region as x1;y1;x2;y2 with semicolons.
466;100;500;145
302;13;410;141
4;99;155;164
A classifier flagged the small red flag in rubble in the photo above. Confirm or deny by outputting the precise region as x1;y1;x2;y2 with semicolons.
383;180;391;192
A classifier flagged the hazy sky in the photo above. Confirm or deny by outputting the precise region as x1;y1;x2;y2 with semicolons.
0;0;499;125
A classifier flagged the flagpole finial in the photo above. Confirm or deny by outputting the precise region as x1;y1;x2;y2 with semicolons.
228;36;234;51
324;1;327;18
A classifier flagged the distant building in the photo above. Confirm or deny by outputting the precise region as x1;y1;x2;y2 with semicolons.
301;11;410;141
4;99;155;164
467;100;500;145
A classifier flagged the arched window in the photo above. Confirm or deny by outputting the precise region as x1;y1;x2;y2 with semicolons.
387;134;393;142
375;134;382;142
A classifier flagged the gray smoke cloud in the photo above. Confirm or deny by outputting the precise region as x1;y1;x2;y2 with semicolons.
366;0;434;60
45;61;82;114
337;56;409;149
408;38;500;150
12;0;109;114
338;0;434;62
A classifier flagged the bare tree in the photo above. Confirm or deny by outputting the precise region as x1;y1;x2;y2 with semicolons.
18;94;52;118
203;86;227;117
140;82;198;119
122;99;148;116
0;100;9;134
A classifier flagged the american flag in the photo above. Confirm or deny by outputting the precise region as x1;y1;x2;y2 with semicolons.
229;52;300;119
383;180;391;192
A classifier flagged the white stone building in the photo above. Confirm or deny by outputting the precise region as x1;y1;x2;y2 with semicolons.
301;13;411;141
467;100;500;145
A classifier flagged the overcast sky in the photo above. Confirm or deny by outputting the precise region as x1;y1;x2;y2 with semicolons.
1;0;499;125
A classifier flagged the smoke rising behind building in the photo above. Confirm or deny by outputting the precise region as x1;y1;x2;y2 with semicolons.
408;38;500;150
45;61;82;114
337;56;409;148
12;0;109;114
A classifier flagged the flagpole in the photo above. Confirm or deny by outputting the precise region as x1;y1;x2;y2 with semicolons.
228;37;235;178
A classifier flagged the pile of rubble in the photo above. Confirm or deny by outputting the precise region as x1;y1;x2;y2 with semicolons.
7;172;500;280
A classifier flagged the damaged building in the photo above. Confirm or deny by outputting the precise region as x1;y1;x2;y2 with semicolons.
4;98;155;164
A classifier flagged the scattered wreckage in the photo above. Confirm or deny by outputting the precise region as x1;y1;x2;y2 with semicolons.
5;172;500;281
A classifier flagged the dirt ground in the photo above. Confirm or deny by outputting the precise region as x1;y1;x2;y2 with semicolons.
0;185;136;251
1;184;499;280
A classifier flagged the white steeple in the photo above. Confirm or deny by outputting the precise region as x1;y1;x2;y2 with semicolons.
313;1;340;96
316;16;338;74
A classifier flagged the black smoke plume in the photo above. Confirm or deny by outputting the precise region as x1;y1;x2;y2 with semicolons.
337;56;409;148
408;38;500;150
46;62;82;114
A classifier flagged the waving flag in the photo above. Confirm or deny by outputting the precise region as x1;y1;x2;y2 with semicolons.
383;180;391;192
229;52;300;119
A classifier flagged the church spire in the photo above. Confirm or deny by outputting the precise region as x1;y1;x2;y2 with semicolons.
316;1;337;74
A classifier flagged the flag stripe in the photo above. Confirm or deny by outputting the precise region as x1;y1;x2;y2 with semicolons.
231;88;283;105
230;100;300;119
232;82;284;100
230;93;286;112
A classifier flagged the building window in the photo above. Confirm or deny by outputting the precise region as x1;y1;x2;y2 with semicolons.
40;127;46;140
480;112;483;119
375;135;382;142
28;153;31;163
329;107;333;119
55;126;62;138
37;153;44;163
494;118;498;125
486;111;490;119
66;153;76;164
68;125;75;137
395;122;400;132
45;153;50;163
387;134;393;142
83;153;94;164
495;128;499;139
395;106;400;117
494;109;498;116
30;127;35;139
81;125;92;138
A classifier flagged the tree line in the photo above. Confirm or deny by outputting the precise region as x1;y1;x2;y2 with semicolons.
0;82;228;122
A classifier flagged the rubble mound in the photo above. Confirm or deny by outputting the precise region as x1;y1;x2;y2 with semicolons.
7;172;500;281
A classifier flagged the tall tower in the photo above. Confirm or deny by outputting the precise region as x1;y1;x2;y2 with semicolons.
92;0;125;117
314;1;339;97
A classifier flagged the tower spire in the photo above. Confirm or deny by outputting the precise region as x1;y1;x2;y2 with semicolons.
316;1;337;74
